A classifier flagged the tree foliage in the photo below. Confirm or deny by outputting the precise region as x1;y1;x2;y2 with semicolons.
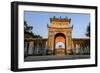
24;21;33;33
24;21;42;38
86;22;90;37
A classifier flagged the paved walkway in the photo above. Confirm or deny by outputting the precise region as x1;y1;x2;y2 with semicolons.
24;55;90;62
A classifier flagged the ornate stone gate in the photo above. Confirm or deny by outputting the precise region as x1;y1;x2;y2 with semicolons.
48;16;73;55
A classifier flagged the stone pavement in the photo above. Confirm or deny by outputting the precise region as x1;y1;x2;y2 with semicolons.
24;55;90;62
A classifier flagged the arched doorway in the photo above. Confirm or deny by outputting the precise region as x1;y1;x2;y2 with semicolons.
54;33;66;55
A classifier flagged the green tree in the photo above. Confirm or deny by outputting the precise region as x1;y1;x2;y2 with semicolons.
84;22;90;55
24;21;33;33
24;21;34;38
86;23;90;37
24;21;42;38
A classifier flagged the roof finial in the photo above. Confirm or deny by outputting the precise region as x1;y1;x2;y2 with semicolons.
65;16;68;19
72;24;74;29
60;16;61;19
53;16;56;18
47;24;49;27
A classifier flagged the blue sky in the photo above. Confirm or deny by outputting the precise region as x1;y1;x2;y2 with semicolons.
24;11;90;38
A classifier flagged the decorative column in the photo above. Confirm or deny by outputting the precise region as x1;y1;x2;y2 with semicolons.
28;41;34;55
24;42;29;57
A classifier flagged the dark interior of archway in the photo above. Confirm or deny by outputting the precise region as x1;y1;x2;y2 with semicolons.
54;33;66;38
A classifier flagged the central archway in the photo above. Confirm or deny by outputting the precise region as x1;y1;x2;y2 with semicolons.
54;33;66;55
